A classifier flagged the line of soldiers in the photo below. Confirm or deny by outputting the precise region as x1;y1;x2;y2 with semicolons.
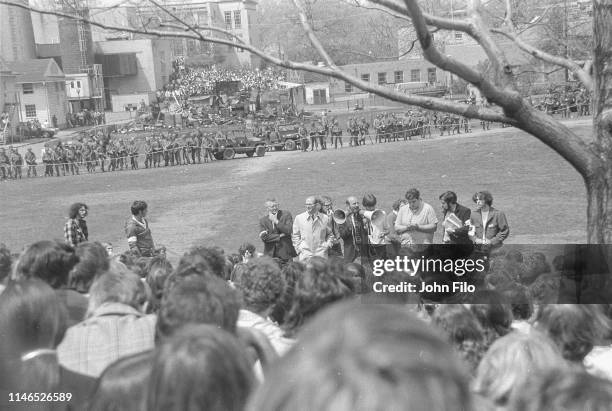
143;132;216;168
0;146;28;180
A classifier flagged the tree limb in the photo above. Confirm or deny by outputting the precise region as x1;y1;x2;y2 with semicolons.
491;28;593;91
293;0;337;68
369;0;473;32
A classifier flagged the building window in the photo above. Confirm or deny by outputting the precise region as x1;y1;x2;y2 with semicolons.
25;104;36;118
345;82;353;92
233;10;241;29
70;81;75;89
76;81;81;88
23;83;34;94
377;72;386;85
411;69;420;82
454;31;463;40
394;70;403;83
361;73;370;82
427;67;437;84
224;11;232;29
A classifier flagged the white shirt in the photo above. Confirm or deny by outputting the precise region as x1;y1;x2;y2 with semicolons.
481;210;489;243
395;202;438;245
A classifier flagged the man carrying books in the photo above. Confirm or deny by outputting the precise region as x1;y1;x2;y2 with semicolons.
439;191;471;244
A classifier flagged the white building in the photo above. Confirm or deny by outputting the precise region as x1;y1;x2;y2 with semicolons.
7;59;69;128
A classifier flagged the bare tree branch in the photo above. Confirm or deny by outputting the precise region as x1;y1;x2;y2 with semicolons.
369;0;473;32
491;28;593;91
293;0;337;68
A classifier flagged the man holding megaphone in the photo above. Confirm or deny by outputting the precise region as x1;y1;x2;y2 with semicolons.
361;193;390;261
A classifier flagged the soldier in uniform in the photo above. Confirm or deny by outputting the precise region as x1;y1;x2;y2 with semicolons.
298;122;309;152
0;148;10;180
173;135;182;165
331;119;343;149
25;147;37;177
9;147;22;179
55;145;66;176
42;146;53;176
96;143;106;173
66;145;79;175
144;139;153;168
317;121;326;150
108;144;117;172
129;140;139;170
373;114;383;144
359;117;369;145
309;122;319;151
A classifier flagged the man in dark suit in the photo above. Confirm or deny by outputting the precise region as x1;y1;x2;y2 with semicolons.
338;196;368;263
259;198;297;265
439;191;471;244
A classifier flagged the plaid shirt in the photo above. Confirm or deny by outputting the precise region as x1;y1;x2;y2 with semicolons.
57;302;156;377
64;218;88;247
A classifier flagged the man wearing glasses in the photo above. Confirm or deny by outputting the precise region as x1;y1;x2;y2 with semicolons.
292;196;334;262
259;198;297;265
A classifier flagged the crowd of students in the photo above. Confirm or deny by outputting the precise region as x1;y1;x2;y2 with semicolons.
1;205;612;410
157;59;286;105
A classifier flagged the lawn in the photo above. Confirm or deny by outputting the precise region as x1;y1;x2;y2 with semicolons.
0;121;591;260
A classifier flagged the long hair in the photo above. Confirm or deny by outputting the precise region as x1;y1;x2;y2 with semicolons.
88;351;153;411
68;202;88;219
0;279;67;393
68;242;110;293
148;325;254;411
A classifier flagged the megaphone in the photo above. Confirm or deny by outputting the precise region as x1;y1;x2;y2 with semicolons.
332;209;346;225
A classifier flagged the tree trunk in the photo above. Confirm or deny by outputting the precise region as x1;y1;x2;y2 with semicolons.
591;0;612;243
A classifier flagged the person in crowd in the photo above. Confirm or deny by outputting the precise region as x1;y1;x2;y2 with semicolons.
292;196;333;261
338;196;368;263
126;200;164;257
282;257;353;337
247;301;474;411
394;188;438;255
320;195;343;258
64;202;89;247
0;279;96;410
439;191;471;244
143;255;173;313
236;257;294;356
473;331;569;408
12;240;86;325
468;190;509;252
175;245;227;279
0;243;11;294
24;147;37;177
534;304;606;366
259;198;297;265
57;265;155;377
155;269;241;341
269;261;304;326
87;351;153;411
385;198;406;259
229;243;256;284
148;325;255;411
509;369;612;411
468;290;514;350
432;304;487;375
395;188;438;256
361;193;389;261
67;241;109;295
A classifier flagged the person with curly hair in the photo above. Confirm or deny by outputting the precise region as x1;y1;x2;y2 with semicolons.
236;257;293;356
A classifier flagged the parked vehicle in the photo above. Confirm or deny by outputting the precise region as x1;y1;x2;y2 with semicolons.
210;130;266;160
